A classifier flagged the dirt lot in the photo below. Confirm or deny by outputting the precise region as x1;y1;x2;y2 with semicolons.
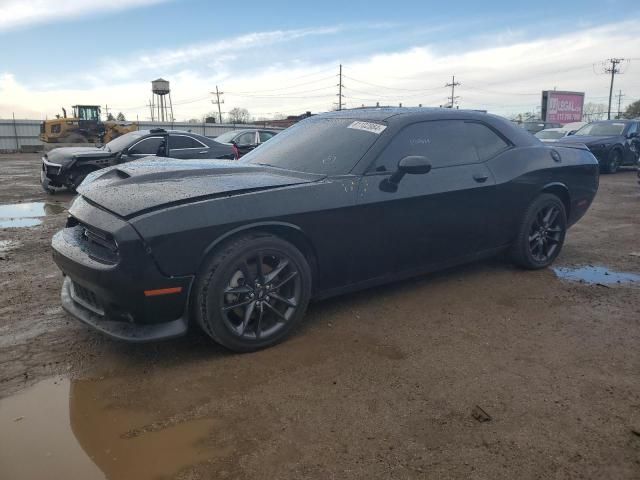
0;153;639;479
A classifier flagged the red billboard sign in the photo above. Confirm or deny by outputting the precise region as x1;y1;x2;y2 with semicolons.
542;91;584;124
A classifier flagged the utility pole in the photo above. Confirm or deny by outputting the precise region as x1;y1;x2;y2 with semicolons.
103;104;110;120
616;89;624;119
211;86;224;123
445;75;461;108
336;64;344;111
604;58;624;120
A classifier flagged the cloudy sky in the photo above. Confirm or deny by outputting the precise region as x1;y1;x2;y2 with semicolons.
0;0;639;121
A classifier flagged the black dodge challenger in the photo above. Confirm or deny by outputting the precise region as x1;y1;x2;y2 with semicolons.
51;108;599;352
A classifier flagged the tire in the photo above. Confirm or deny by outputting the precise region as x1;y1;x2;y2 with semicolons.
70;167;95;191
65;133;88;144
511;193;567;270
601;149;622;174
194;232;312;352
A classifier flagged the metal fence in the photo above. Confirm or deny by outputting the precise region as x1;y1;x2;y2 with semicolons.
0;118;281;153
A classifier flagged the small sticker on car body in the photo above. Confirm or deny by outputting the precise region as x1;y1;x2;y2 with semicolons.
348;121;387;135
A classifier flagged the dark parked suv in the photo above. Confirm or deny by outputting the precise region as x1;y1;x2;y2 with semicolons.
558;119;640;173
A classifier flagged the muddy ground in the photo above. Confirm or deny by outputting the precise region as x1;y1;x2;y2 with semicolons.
0;153;639;479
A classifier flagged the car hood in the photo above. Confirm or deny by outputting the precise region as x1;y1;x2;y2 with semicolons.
77;158;325;218
557;135;620;146
45;146;114;166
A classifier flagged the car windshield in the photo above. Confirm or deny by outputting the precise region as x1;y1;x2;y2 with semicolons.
241;118;383;175
105;131;147;152
574;122;626;136
214;130;242;144
535;130;565;140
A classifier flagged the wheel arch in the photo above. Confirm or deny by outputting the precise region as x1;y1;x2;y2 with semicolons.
540;182;570;219
196;221;320;291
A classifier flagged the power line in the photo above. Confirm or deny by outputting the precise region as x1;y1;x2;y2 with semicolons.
342;74;444;92
227;75;336;94
616;89;625;119
336;64;344;111
445;75;461;108
211;86;224;123
599;58;626;120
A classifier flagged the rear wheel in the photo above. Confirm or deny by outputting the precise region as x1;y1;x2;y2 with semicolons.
511;193;567;269
602;149;621;174
194;233;312;352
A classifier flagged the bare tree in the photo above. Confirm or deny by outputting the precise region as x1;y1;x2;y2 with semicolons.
623;100;640;119
116;112;126;121
582;103;607;122
228;107;251;124
106;112;115;121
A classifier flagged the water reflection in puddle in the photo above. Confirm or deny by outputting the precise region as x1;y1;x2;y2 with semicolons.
0;202;65;228
553;265;640;285
0;377;217;480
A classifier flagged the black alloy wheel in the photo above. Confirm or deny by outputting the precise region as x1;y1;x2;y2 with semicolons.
603;149;621;174
527;204;563;263
220;250;302;340
512;193;567;269
195;233;312;352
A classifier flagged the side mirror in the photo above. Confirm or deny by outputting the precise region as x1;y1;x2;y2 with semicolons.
567;131;575;136
380;156;431;192
628;132;638;139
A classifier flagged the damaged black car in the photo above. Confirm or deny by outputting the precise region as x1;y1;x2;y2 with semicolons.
41;128;237;191
51;108;599;352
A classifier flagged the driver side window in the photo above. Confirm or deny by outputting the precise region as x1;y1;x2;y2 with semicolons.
235;132;256;146
129;136;165;156
373;120;478;172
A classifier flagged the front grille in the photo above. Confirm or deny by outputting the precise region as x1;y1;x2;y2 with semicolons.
70;281;104;316
45;164;61;176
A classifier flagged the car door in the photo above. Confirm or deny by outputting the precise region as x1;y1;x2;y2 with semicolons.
234;131;259;157
352;120;499;282
168;134;210;159
121;135;167;162
624;122;640;163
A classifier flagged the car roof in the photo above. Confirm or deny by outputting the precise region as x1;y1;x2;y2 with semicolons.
319;107;503;123
538;128;564;132
137;129;204;135
588;119;633;124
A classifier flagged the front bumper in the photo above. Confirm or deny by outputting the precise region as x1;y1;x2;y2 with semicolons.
52;197;194;342
41;157;68;190
61;277;188;342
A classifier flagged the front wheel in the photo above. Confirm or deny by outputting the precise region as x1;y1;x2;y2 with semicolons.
601;149;622;174
194;233;312;352
511;194;567;269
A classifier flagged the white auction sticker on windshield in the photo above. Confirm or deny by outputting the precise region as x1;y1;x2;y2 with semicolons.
348;121;387;135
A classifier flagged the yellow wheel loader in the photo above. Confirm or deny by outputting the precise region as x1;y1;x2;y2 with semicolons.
40;105;137;143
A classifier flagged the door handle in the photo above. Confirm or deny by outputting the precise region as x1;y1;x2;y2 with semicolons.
199;150;208;154
473;173;489;183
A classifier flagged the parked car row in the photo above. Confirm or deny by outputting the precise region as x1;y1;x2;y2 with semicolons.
41;127;279;191
536;119;640;173
49;108;600;351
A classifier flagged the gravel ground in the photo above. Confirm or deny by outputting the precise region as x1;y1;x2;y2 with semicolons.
0;153;639;479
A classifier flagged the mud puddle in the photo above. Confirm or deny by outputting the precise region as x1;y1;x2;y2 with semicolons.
553;265;640;285
0;377;217;480
0;202;65;228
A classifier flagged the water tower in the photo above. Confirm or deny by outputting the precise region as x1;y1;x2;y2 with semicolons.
150;78;174;122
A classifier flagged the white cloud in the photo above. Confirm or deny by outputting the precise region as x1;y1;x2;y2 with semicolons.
98;26;342;80
1;20;639;120
0;0;170;32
